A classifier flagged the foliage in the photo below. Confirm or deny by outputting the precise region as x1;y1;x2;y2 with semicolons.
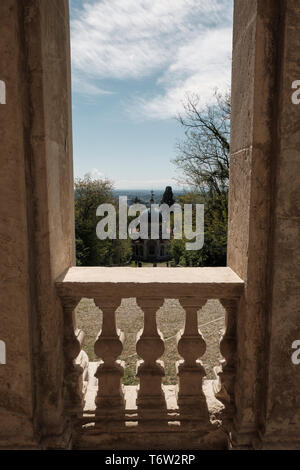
171;90;230;267
161;186;175;206
75;177;132;266
170;191;228;267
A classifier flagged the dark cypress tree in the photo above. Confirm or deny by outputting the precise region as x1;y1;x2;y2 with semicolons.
161;186;175;206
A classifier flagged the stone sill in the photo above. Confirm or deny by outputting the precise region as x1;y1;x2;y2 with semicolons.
56;266;244;299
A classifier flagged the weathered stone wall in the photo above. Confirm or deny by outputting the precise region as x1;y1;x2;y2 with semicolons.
0;0;36;448
0;0;74;448
262;0;300;448
228;0;300;449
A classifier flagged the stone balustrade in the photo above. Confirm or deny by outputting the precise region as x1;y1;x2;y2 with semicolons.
60;296;85;418
56;267;244;446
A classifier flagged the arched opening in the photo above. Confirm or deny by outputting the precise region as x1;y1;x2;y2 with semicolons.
70;0;232;429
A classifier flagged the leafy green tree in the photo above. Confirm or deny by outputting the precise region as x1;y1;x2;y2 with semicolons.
75;177;132;266
170;238;185;265
170;190;228;267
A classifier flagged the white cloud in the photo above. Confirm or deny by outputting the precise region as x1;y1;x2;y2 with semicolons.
84;168;105;180
71;0;233;119
131;27;232;120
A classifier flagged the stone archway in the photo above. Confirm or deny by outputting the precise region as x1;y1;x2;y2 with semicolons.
1;0;300;450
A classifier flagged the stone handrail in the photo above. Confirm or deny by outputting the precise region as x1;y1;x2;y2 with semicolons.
56;267;244;432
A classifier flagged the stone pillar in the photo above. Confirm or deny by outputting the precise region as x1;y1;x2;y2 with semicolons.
0;0;74;449
259;0;300;449
229;0;300;449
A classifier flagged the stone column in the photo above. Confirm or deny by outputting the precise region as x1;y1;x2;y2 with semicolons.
0;0;74;449
229;0;300;449
258;0;300;449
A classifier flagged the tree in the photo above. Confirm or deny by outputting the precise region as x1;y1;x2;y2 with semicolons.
171;90;230;267
75;177;132;266
170;191;228;267
161;186;175;206
173;90;230;194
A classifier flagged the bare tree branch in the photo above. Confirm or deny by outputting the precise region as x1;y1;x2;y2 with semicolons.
173;90;230;194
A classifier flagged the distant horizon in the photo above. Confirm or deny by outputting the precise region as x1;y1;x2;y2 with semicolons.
113;187;183;192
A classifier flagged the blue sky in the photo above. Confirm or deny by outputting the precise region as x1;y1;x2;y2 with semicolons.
70;0;233;189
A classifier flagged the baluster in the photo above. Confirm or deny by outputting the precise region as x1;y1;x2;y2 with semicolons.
136;297;167;424
75;330;89;398
214;298;237;421
176;297;210;425
94;297;125;426
62;296;84;417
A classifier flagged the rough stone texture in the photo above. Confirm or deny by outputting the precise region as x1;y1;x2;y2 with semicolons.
0;0;74;448
228;0;278;446
228;0;300;449
261;0;300;449
0;0;36;448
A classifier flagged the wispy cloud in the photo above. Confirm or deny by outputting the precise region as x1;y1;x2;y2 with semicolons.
71;0;233;119
130;28;232;120
72;75;114;96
